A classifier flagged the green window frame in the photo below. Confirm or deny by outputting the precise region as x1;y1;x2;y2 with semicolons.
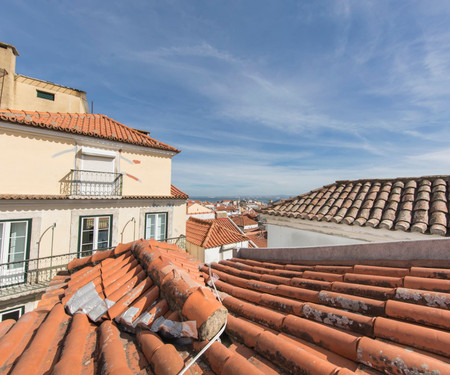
36;90;55;101
144;212;168;241
78;215;113;257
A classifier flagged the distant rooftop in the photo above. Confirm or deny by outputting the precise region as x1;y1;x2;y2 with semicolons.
263;175;450;236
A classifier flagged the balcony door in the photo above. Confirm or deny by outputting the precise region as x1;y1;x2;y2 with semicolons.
79;147;116;196
145;213;167;241
0;220;30;286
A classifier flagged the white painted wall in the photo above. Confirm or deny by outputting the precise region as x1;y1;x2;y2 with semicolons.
267;224;365;248
204;241;248;263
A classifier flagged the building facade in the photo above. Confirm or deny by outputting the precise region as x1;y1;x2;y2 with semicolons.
0;109;188;318
0;42;88;113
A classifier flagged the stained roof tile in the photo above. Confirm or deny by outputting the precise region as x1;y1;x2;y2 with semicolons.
200;245;450;374
3;239;450;374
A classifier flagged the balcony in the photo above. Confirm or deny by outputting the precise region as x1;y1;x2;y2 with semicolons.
0;250;95;300
0;236;186;300
68;169;123;198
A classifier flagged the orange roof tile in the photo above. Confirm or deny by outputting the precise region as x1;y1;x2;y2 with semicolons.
5;238;450;374
197;244;450;374
0;109;180;153
231;215;259;228
0;239;234;375
245;230;268;248
0;184;188;200
186;217;249;248
263;175;450;236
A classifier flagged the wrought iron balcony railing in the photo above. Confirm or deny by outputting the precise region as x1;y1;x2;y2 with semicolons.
0;236;187;299
69;169;123;197
0;248;107;298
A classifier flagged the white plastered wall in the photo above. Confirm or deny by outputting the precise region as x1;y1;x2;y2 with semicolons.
0;198;187;259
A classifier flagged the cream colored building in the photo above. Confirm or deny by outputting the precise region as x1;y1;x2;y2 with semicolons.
0;110;188;319
0;42;88;113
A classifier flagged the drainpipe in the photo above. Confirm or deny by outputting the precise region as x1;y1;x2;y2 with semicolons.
120;218;136;243
36;223;56;283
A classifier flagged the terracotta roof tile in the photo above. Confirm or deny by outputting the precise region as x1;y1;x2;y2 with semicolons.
0;240;238;375
0;184;188;201
0;109;179;153
186;217;250;248
200;247;450;374
4;239;450;374
263;175;450;236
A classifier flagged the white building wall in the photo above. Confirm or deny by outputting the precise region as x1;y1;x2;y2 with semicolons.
267;224;365;248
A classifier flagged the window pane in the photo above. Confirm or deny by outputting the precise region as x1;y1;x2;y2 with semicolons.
98;217;110;229
145;214;156;239
157;213;166;240
8;223;26;268
82;230;94;245
97;241;109;249
36;90;55;101
83;218;95;230
97;229;109;243
10;222;26;238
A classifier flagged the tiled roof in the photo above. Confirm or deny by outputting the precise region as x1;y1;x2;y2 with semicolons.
0;109;180;153
231;215;259;228
0;239;229;375
245;231;268;248
0;185;188;200
170;184;189;199
186;217;249;248
262;175;450;236
200;255;450;374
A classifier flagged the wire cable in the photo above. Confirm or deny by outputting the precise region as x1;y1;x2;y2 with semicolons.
178;263;226;375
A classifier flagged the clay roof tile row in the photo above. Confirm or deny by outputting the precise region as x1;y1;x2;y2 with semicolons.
263;175;450;236
0;239;239;375
200;256;450;374
0;109;180;153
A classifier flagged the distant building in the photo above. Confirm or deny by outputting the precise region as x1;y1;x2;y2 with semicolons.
261;176;449;248
0;42;88;113
186;217;249;263
186;201;215;220
231;214;259;232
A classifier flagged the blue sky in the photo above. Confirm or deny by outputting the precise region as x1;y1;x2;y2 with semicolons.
2;1;450;196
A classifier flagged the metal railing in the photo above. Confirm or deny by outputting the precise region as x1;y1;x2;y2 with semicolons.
0;236;187;298
0;248;109;298
69;169;123;197
163;235;186;249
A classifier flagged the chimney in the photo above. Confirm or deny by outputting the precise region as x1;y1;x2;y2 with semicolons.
0;42;19;109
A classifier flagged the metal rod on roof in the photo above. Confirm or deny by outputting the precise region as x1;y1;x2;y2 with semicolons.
91;101;93;114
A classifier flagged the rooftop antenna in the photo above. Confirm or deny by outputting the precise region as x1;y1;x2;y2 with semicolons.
91;101;93;114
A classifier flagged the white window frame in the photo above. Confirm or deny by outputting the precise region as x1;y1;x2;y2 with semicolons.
145;212;168;241
0;220;31;286
79;215;112;256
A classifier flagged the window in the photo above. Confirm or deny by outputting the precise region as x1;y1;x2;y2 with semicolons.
79;216;112;256
36;90;55;101
71;147;119;197
0;220;31;286
145;213;167;241
0;306;24;322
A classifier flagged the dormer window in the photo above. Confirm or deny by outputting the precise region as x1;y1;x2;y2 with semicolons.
36;90;55;101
